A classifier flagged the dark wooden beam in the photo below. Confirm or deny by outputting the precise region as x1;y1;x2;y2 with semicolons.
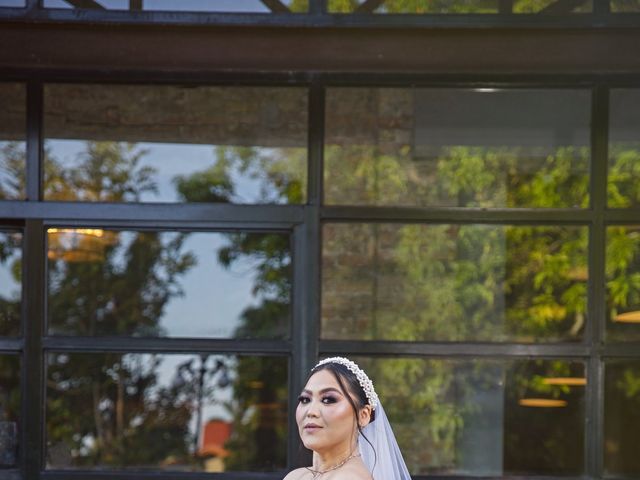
1;24;640;75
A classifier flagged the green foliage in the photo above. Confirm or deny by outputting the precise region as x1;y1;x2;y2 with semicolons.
45;142;157;202
0;141;26;199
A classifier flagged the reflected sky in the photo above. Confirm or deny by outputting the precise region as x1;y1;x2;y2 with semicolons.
163;233;261;338
46;140;272;204
47;229;289;338
0;233;20;303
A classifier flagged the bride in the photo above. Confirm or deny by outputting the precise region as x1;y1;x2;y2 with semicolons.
284;357;411;479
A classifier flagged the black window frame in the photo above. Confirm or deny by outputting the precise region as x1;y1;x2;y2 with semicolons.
0;73;638;480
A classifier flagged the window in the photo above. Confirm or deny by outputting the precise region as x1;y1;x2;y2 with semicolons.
2;79;640;480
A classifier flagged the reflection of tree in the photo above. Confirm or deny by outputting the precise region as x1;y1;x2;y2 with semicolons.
45;141;197;468
322;139;591;472
45;142;156;202
0;231;21;337
24;93;640;474
0;142;26;200
176;146;293;470
328;0;586;13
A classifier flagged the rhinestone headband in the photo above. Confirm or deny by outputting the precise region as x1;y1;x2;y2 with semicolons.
313;357;379;410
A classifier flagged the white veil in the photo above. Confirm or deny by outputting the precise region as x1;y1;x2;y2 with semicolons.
358;401;411;480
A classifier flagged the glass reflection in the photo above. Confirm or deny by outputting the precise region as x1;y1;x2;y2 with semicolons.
349;357;584;476
609;90;640;208
0;355;20;469
0;83;26;200
46;353;287;471
606;226;640;342
47;229;291;338
0;231;21;337
43;0;308;11
322;223;588;342
610;0;640;12
44;84;307;204
605;360;640;476
0;0;25;6
328;0;592;13
324;88;590;208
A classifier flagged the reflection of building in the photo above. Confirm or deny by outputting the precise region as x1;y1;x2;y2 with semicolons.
198;419;232;473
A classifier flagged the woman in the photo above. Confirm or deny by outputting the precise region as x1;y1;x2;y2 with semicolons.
284;357;411;479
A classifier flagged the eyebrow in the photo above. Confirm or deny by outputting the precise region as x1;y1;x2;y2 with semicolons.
301;387;343;395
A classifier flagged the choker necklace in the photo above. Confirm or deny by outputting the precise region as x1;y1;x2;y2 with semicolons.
306;452;361;479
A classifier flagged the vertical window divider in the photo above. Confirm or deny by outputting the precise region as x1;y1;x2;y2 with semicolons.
311;0;327;15
22;220;46;480
288;79;324;469
26;82;43;202
586;84;608;479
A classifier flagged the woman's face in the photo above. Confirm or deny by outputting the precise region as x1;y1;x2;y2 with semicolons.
296;369;359;454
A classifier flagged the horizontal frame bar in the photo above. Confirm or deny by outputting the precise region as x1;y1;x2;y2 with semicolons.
320;340;592;358
0;338;23;351
41;336;291;354
605;208;640;223
321;206;595;224
0;201;304;225
2;7;640;29
0;471;22;480
4;70;640;87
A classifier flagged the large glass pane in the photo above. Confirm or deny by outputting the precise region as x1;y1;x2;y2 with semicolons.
46;353;287;471
44;84;307;204
0;0;26;6
605;360;640;476
0;231;22;337
606;226;640;342
0;83;26;200
328;0;592;13
609;90;640;208
0;355;20;469
322;223;588;342
47;229;291;338
325;88;590;208
43;0;308;12
343;357;585;476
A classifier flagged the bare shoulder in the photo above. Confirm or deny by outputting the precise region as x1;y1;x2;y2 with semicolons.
282;467;308;480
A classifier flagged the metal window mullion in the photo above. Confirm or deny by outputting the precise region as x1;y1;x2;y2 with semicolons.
8;201;304;224
26;82;43;202
321;206;594;224
40;336;291;353
593;0;611;16
586;85;608;479
22;220;46;480
319;340;591;358
0;471;22;480
309;0;326;14
286;79;325;469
